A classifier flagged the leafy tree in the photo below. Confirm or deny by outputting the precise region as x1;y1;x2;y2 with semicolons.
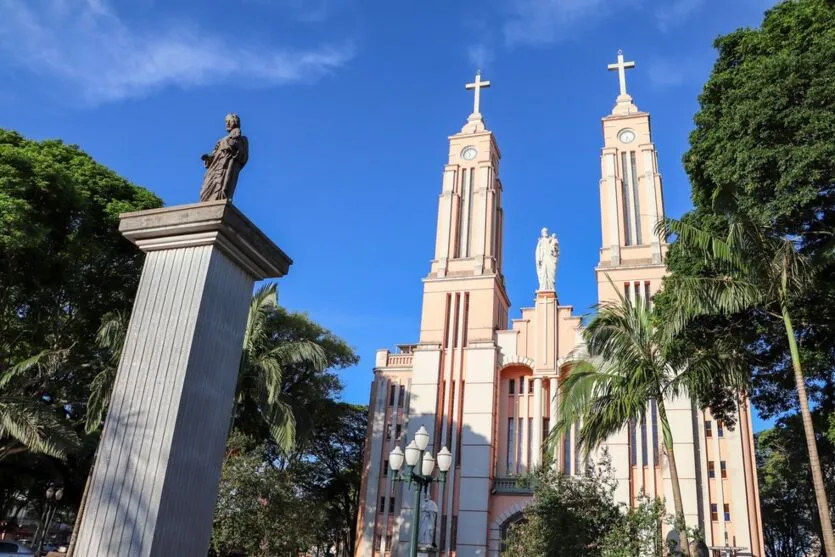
0;128;159;475
550;290;743;555
660;218;835;554
758;417;834;557
291;402;367;555
504;456;622;557
599;495;666;557
211;432;325;557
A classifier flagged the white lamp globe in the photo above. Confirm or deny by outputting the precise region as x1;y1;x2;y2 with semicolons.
404;440;420;467
437;446;452;472
421;452;436;476
389;446;405;471
414;425;430;451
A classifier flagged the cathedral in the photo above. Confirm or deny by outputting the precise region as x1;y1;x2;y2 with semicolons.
354;53;764;557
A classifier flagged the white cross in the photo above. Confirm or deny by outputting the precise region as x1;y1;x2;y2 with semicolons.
465;70;491;115
607;50;636;97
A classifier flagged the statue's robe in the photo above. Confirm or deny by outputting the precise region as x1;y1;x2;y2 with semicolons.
199;128;249;202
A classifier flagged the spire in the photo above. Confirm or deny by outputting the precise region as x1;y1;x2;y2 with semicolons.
607;50;639;116
462;70;491;133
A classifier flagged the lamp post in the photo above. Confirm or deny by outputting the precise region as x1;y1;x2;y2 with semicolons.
389;426;452;557
35;486;63;555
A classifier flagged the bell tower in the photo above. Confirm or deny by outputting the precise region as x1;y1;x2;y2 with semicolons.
402;71;509;557
596;50;667;304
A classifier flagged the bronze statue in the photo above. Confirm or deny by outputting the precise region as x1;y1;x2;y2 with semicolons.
199;113;249;202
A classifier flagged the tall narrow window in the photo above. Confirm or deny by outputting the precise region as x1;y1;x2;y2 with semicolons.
708;460;715;478
717;421;725;437
451;515;458;550
640;416;648;466
395;423;402;439
634;281;642;308
527;417;533;466
710;504;718;521
651;399;659;460
630;419;638;466
509;378;515;395
456;381;465;465
518;418;525;470
399;384;406;405
723;503;731;521
563;428;572;475
389;497;396;513
644;282;652;308
630;151;642;244
506;418;515;472
624;283;631;303
383;460;388;476
389;384;396;406
720;461;727;479
621;152;633;246
705;421;713;437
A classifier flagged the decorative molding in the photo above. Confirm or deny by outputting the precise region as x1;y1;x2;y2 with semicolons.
499;353;534;371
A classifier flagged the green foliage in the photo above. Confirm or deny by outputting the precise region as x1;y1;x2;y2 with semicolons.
758;417;834;557
599;495;666;557
211;432;324;557
0;129;160;467
683;0;835;235
504;457;622;557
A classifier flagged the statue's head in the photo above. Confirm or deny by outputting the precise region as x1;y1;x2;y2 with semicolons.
225;113;241;131
540;227;548;237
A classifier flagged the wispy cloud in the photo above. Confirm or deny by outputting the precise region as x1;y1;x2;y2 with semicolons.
467;44;495;71
0;0;355;104
503;0;620;45
654;0;705;31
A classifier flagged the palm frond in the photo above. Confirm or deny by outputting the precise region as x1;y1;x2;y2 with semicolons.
0;399;80;460
85;368;117;434
96;311;128;360
269;340;327;373
1;349;61;389
659;276;765;339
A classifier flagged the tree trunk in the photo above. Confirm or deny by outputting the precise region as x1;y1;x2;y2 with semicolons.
782;306;835;556
658;401;691;557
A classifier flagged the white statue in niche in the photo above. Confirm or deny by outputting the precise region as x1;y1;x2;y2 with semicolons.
418;495;438;549
535;227;559;291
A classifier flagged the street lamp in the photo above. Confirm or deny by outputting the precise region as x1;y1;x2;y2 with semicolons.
389;426;452;557
35;486;63;555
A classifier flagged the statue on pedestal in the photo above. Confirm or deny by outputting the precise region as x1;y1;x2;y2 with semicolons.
417;495;438;553
535;227;559;291
199;113;249;202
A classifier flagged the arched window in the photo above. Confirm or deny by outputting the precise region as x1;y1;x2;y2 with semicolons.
499;511;527;553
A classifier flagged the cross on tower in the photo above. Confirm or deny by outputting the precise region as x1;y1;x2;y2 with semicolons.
607;50;636;97
465;70;491;115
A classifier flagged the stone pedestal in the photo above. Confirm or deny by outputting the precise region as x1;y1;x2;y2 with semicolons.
74;201;292;557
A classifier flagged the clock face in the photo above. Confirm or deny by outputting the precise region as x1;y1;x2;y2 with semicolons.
461;146;478;160
618;129;636;144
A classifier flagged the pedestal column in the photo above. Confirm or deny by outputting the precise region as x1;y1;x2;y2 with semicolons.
74;201;292;557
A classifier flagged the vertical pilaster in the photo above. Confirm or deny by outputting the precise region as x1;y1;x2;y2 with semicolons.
532;378;543;467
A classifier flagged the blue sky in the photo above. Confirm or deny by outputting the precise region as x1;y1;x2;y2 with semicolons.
1;0;777;428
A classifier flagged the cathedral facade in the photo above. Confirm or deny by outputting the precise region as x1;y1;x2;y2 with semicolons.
354;55;764;557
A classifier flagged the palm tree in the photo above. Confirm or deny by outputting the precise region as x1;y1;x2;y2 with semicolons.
0;350;80;462
84;311;127;434
660;218;835;556
550;288;746;557
232;282;327;454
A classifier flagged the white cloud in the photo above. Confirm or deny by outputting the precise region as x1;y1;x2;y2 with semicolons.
503;0;619;45
0;0;355;104
654;0;705;31
467;44;494;70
